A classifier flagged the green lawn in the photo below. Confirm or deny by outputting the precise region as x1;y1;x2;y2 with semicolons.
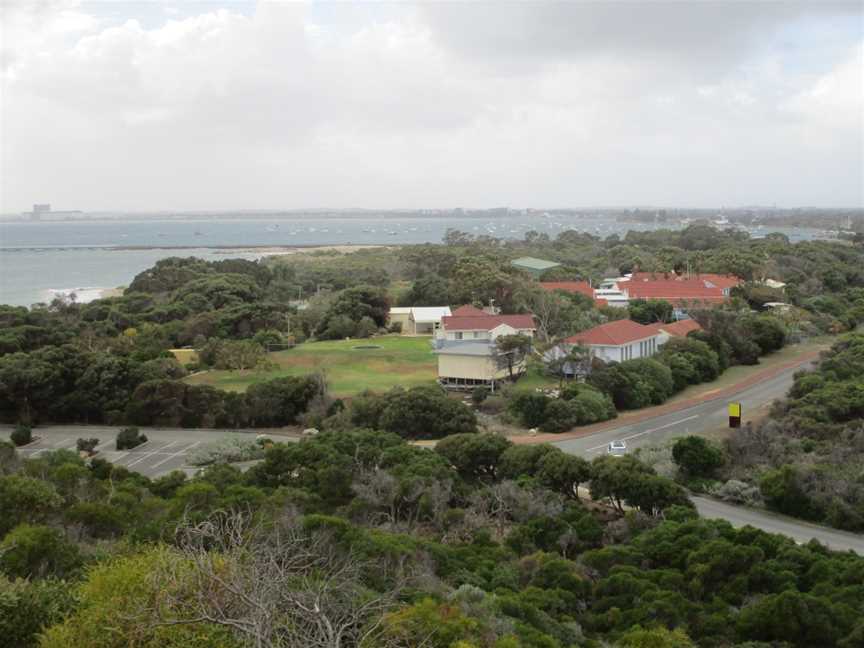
185;335;438;397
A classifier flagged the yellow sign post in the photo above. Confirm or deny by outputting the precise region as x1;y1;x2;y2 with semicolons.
728;402;742;428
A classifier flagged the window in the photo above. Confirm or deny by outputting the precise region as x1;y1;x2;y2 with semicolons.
454;332;463;340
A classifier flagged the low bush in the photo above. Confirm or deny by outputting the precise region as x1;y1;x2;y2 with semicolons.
75;438;100;455
187;437;265;466
10;425;32;447
116;427;147;450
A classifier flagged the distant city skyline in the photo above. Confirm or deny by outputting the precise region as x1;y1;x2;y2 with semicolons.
2;1;862;211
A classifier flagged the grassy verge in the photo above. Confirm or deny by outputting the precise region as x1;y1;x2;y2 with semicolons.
185;335;438;397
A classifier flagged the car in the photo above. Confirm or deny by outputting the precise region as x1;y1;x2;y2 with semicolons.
607;440;627;456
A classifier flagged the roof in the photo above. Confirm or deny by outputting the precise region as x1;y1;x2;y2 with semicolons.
410;306;451;322
389;307;412;315
565;319;659;346
645;319;702;337
625;279;728;306
629;272;741;289
511;257;561;271
442;313;536;332
451;304;486;317
540;281;594;298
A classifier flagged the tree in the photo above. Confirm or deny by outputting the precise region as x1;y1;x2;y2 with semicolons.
535;451;591;500
400;274;450;306
507;392;549;428
38;547;241;648
378;386;477;439
0;575;75;648
737;590;842;647
245;376;323;427
494;334;533;382
435;433;513;482
672;435;724;479
0;475;62;535
0;352;63;424
148;512;404;648
618;626;696;648
629;298;674;325
0;524;81;579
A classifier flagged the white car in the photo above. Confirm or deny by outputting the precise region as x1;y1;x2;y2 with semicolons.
607;440;627;456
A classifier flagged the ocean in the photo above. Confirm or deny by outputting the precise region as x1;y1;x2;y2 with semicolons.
0;215;826;307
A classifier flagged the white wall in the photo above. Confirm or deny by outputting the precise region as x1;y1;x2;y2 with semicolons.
587;336;659;363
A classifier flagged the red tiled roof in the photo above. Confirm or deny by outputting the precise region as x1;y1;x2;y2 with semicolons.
565;319;658;346
450;304;487;317
645;319;702;337
629;272;741;288
442;313;536;331
540;281;594;298
625;279;727;306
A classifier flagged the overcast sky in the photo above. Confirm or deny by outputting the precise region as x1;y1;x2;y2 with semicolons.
1;0;862;212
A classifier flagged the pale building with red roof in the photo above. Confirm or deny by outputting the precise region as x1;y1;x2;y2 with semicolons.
564;319;661;363
434;310;537;390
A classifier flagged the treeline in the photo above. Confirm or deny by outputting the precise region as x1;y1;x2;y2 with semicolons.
3;427;864;647
0;334;322;426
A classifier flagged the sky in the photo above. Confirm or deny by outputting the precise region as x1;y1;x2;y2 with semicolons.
1;0;862;212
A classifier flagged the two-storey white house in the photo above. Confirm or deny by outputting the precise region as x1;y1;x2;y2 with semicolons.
434;307;536;390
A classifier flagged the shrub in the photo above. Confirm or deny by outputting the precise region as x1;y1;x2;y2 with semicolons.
471;386;490;405
10;425;32;447
539;399;580;433
507;392;549;428
116;427;147;451
75;438;100;455
355;316;378;338
672;435;725;479
187;438;265;466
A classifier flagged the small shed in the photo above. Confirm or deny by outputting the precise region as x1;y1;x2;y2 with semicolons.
511;256;561;278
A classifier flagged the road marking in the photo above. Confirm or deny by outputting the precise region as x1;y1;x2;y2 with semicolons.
150;441;200;470
585;415;701;453
95;439;116;452
29;437;73;457
125;441;178;468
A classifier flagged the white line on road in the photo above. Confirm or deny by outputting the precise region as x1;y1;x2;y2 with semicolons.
150;441;200;470
585;415;701;452
125;441;178;468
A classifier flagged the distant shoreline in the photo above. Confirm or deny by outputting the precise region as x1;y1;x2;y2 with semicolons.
0;243;396;254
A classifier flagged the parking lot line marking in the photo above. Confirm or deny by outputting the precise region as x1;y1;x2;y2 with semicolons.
150;441;200;470
125;441;178;468
95;439;115;452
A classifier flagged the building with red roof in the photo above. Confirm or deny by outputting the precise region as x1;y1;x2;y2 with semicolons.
644;318;702;342
434;310;537;391
624;279;728;307
540;281;594;299
450;304;487;317
564;319;661;363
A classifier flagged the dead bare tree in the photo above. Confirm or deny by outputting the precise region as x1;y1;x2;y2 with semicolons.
145;510;410;648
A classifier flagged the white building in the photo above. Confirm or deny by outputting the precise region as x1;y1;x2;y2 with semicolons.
564;319;662;363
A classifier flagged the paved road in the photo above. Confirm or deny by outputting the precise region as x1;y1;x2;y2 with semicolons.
693;497;864;554
553;358;813;457
554;357;864;556
2;426;295;479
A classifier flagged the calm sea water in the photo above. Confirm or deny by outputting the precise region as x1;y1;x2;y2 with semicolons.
0;215;825;306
